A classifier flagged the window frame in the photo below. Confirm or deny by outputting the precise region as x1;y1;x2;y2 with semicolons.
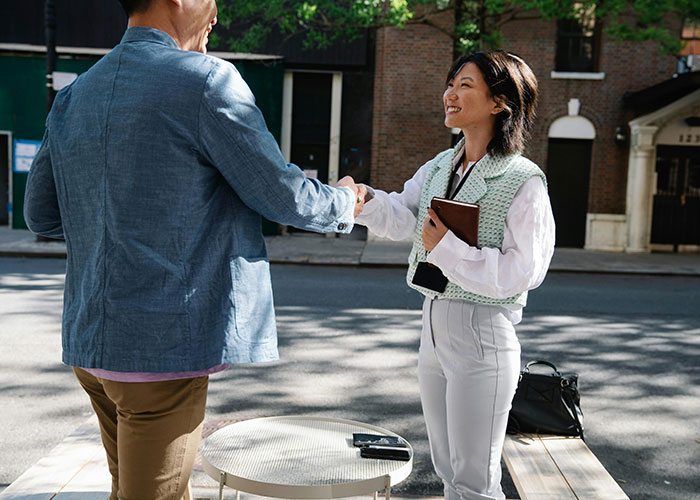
554;6;602;74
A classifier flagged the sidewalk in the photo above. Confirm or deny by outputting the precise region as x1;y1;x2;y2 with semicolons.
2;226;700;276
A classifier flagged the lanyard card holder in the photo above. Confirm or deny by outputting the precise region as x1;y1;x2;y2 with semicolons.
412;261;448;292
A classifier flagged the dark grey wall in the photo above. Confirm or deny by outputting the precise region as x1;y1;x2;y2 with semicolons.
1;0;127;48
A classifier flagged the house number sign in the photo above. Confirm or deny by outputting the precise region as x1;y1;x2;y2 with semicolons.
678;133;700;144
656;120;700;146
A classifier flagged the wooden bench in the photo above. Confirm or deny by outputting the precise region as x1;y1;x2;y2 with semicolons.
0;415;110;500
2;416;628;500
502;434;630;500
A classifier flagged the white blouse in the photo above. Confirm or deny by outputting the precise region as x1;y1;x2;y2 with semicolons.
355;155;556;324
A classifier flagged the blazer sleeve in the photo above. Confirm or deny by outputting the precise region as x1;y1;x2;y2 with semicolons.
197;59;354;234
23;128;65;240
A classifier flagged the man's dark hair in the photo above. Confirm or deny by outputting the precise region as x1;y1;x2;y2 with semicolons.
446;50;539;156
118;0;154;16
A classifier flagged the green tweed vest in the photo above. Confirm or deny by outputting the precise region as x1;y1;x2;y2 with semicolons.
406;139;547;305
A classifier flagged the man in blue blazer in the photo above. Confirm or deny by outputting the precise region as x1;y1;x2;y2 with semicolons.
23;0;364;498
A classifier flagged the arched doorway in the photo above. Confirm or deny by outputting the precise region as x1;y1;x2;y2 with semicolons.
547;108;596;247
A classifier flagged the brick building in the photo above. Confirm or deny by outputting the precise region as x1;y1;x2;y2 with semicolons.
371;11;455;193
2;3;698;251
369;11;700;252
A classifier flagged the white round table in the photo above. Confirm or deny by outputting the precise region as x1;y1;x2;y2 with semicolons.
201;416;413;500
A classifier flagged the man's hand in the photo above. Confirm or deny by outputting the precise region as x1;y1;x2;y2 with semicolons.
336;176;367;217
422;208;448;252
358;183;374;203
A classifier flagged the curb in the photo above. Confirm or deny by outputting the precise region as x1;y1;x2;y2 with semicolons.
3;249;700;277
0;250;68;259
2;231;700;277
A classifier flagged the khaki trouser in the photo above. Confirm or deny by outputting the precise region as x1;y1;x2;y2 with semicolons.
73;368;208;500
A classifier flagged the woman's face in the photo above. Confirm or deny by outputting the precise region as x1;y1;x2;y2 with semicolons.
443;62;500;132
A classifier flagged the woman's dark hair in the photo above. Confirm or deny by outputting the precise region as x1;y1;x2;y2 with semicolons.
118;0;154;16
446;50;538;156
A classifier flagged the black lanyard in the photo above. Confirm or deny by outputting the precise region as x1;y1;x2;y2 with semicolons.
444;151;478;199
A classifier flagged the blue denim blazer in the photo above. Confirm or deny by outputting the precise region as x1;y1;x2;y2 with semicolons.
24;27;354;372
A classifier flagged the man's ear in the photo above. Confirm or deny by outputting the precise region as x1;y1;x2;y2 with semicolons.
492;94;507;114
168;0;182;7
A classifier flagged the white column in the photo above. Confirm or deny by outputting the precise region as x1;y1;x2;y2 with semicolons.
326;72;343;239
281;72;294;163
625;125;658;252
328;72;343;186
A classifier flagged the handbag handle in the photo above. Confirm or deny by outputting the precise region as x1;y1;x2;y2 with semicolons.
523;360;560;375
562;388;585;440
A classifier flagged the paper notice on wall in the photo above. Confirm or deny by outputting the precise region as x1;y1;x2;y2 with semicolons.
14;139;42;173
52;71;78;91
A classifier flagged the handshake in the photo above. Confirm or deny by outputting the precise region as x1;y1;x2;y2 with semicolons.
336;176;371;217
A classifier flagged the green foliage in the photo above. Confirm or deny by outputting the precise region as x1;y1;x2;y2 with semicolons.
600;0;700;54
212;0;700;56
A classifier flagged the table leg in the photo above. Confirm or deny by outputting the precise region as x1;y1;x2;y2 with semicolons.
218;471;226;500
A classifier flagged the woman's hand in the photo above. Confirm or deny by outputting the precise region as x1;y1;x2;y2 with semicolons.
422;208;448;252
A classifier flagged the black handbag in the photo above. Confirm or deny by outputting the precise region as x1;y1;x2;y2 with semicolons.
506;360;584;439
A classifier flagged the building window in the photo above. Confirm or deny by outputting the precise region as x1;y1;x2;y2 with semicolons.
679;20;700;72
681;20;700;55
555;5;600;73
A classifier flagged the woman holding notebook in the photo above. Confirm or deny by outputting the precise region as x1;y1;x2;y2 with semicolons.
350;51;556;500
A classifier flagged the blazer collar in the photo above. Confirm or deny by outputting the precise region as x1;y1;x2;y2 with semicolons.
121;27;180;50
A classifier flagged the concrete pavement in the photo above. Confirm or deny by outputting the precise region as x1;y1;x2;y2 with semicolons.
3;229;700;499
2;226;700;276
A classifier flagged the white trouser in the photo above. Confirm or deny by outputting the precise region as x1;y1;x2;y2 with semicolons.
418;297;521;500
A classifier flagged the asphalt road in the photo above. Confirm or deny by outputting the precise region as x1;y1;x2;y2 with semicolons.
1;257;699;499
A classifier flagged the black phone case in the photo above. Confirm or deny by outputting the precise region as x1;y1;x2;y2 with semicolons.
360;445;410;461
411;261;448;292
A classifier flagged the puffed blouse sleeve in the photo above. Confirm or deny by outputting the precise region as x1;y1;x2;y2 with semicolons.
354;161;430;241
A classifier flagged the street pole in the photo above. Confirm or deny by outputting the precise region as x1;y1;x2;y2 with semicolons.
37;0;56;242
45;0;57;112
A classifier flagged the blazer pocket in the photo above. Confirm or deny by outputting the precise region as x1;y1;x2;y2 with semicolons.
229;256;276;346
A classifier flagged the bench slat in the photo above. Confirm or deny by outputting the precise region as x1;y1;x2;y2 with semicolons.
541;437;629;500
0;415;105;500
54;446;111;499
502;434;577;500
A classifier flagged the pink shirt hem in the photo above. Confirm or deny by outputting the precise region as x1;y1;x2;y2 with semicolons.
82;364;229;382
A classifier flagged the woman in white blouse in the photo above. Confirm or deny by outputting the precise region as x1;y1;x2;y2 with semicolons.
353;51;555;500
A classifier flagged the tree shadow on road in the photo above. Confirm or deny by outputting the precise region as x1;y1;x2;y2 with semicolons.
204;306;700;498
517;312;700;499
